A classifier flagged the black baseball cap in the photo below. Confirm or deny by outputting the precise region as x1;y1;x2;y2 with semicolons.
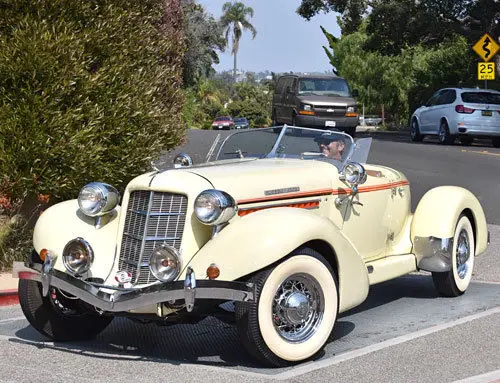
314;132;343;144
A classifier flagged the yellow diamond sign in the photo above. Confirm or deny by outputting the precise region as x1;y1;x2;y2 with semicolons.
473;33;499;62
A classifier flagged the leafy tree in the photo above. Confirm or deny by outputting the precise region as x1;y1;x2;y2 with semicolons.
182;1;226;86
322;25;474;125
297;0;369;34
182;78;228;129
364;0;500;55
298;0;500;48
220;1;257;80
226;82;272;127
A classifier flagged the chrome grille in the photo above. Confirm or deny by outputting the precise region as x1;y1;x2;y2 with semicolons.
119;191;188;284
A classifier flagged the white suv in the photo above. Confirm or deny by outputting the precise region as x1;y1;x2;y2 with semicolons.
410;88;500;147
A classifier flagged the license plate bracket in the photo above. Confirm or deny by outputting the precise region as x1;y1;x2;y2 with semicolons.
482;110;492;116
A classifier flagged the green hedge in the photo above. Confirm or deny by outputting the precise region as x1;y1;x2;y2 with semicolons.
0;0;186;203
0;0;186;269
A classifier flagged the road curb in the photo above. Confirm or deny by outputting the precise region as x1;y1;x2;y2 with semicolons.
0;272;19;307
0;289;18;307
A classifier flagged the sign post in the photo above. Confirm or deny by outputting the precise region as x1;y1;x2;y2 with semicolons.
472;33;499;88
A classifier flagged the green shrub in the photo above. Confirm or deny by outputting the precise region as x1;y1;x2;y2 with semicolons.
0;0;186;203
0;0;186;269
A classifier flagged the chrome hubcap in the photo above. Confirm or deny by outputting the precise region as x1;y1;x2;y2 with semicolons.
272;274;324;343
456;229;470;279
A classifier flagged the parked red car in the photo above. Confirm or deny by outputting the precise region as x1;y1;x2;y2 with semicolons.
211;116;235;130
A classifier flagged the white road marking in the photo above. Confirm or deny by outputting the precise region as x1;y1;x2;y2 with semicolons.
0;316;26;324
452;369;500;383
189;306;500;380
272;306;500;381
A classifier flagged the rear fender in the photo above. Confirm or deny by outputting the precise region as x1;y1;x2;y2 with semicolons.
185;207;369;313
411;186;488;261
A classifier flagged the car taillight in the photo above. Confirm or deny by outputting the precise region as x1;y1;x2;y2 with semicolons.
455;105;475;114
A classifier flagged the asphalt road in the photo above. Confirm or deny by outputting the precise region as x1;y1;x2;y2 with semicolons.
161;128;500;225
1;129;498;382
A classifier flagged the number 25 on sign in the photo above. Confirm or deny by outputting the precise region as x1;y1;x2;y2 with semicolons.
478;62;495;80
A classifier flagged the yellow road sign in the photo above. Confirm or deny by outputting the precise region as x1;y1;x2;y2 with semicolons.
478;62;495;80
473;33;499;62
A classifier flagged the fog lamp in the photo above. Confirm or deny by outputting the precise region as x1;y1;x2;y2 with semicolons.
149;244;181;282
62;238;94;275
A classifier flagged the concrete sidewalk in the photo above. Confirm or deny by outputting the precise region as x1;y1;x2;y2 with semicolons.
0;271;19;306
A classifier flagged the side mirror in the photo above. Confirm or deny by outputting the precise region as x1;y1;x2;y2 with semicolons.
340;162;367;189
173;153;193;168
336;162;367;208
352;89;359;98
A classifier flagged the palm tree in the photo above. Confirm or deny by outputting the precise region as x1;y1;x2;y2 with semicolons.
220;2;257;81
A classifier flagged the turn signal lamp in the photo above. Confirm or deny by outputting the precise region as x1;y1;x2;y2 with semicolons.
345;106;358;117
39;248;49;262
207;263;220;280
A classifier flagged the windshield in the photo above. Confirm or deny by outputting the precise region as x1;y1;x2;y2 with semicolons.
207;126;364;170
298;78;351;97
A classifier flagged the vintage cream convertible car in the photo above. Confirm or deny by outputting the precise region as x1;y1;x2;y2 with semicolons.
14;126;488;367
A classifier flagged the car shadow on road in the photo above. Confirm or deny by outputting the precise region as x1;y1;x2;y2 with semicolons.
10;274;442;371
342;273;439;317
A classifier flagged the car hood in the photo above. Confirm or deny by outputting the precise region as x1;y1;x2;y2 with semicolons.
151;158;338;203
297;95;356;107
126;159;408;204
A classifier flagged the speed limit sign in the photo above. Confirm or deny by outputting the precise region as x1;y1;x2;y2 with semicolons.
478;62;495;80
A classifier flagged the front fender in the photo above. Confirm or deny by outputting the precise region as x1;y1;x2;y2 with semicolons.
411;186;488;257
33;200;121;279
185;207;369;313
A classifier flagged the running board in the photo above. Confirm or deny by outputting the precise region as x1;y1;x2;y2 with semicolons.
366;254;417;285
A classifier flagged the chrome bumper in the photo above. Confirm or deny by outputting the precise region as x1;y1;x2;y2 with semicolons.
13;261;255;313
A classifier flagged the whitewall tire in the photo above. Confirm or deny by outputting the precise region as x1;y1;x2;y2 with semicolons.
236;248;338;367
432;215;475;296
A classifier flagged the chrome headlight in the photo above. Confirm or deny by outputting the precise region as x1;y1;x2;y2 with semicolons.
301;103;313;111
78;182;120;217
149;244;181;282
62;238;94;275
343;162;367;185
194;189;237;225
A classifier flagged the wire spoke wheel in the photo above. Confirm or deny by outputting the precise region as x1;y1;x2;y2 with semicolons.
236;248;338;367
272;273;324;343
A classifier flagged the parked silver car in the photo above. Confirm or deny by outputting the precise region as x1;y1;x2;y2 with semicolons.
410;88;500;147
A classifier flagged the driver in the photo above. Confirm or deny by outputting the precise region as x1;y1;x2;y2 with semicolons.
315;133;345;160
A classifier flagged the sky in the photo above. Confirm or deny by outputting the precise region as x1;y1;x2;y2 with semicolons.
197;0;341;74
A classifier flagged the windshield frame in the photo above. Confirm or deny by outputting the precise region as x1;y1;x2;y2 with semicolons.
213;125;357;169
